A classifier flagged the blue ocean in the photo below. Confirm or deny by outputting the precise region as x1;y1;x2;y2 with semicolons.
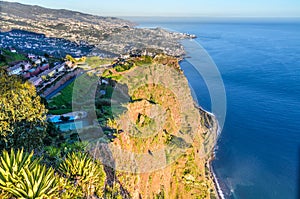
131;18;300;199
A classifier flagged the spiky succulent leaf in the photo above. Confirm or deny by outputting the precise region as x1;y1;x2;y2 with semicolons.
0;149;58;198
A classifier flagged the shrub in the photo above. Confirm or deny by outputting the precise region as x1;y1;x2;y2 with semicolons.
59;152;106;198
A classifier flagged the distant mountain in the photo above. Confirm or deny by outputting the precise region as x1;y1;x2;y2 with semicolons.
0;1;134;27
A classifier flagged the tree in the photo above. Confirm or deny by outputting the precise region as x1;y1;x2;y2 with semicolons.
44;53;50;58
0;68;47;150
65;54;76;64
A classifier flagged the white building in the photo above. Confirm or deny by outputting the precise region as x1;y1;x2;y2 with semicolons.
15;61;32;71
10;48;16;53
55;63;66;72
121;54;130;59
33;59;41;65
28;53;36;59
29;76;42;86
7;65;22;75
40;56;47;62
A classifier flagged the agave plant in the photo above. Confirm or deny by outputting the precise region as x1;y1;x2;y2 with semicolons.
59;152;106;198
0;149;58;198
0;148;32;186
0;189;11;198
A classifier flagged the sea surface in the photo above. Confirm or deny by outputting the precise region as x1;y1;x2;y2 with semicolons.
130;17;300;199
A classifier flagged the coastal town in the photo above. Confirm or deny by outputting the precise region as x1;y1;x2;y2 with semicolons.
0;29;94;57
0;1;196;58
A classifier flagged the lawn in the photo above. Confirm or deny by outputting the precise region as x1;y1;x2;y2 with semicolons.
85;56;114;68
48;74;116;115
133;55;153;66
48;81;74;114
48;109;73;115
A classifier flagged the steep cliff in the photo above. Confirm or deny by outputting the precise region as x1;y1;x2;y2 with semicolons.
84;55;219;199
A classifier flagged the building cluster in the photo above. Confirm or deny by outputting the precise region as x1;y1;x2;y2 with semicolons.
7;52;74;89
0;30;93;58
1;7;196;58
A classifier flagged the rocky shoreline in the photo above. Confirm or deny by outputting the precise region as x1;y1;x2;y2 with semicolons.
196;105;223;199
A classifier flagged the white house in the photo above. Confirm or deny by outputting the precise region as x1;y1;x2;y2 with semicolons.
121;54;130;59
46;64;65;77
40;56;47;62
29;76;42;86
18;61;32;71
54;63;65;72
33;59;41;65
7;65;22;75
28;53;36;59
10;48;16;53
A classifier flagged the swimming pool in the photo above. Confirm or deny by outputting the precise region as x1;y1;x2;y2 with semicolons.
48;115;76;123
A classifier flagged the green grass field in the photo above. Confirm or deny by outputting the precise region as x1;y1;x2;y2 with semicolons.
85;56;113;68
0;48;28;67
48;75;116;115
48;82;74;114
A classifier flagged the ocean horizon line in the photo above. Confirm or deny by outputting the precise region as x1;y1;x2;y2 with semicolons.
122;16;300;23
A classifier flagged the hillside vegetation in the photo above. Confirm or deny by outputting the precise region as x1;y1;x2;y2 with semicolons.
0;48;28;67
0;55;218;198
76;55;219;198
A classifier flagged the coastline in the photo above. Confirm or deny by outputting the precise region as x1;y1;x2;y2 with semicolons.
205;110;225;199
178;37;227;199
197;105;225;199
182;51;224;198
209;160;225;199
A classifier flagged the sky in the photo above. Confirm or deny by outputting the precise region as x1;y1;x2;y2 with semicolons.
3;0;300;17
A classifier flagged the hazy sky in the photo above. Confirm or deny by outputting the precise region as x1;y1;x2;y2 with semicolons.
3;0;300;17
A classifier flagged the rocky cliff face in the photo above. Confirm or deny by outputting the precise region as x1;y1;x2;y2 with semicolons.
86;55;219;199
